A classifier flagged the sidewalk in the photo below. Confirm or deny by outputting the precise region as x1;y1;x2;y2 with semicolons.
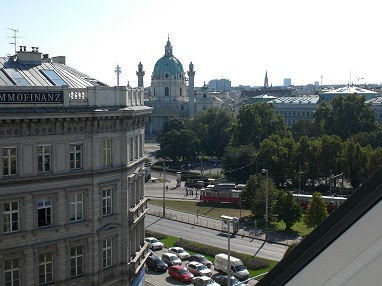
147;204;299;246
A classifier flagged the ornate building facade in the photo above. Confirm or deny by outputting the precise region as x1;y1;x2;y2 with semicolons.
0;47;151;285
142;37;216;137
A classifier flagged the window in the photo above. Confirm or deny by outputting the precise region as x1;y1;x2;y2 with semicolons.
69;193;83;222
102;189;112;216
3;201;19;233
70;144;82;169
37;145;51;173
4;258;20;286
40;70;67;86
165;87;169;96
70;246;84;277
37;198;52;227
3;68;30;86
38;252;53;285
103;139;112;166
102;238;112;268
130;137;134;161
3;147;17;176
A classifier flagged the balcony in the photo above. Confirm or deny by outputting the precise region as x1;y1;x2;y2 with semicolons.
129;198;148;224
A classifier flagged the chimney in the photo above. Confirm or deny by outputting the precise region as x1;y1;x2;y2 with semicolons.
52;56;66;65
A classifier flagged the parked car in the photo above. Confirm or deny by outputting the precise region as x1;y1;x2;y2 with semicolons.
144;237;164;250
188;254;213;268
161;252;182;266
168;265;194;283
146;255;168;272
192;276;221;286
187;261;212;277
214;274;245;286
169;246;190;260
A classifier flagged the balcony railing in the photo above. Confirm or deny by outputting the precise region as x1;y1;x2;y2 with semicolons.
129;198;148;224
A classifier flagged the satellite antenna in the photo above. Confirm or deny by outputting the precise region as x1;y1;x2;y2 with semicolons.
7;28;23;54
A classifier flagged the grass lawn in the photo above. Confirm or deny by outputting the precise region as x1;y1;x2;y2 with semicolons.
148;199;252;219
149;198;313;237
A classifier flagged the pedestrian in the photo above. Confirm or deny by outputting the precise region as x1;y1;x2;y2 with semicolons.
166;186;168;191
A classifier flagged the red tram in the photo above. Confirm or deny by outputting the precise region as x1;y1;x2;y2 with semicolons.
199;183;244;203
293;193;347;211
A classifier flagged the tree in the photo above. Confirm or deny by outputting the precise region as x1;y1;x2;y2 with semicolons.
222;145;257;183
340;139;367;188
304;192;328;228
233;103;291;147
291;119;322;140
274;191;302;231
241;174;277;219
157;129;200;161
314;94;378;139
189;107;236;157
257;135;297;186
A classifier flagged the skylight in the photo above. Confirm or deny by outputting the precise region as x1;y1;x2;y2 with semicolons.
3;68;31;86
41;69;67;86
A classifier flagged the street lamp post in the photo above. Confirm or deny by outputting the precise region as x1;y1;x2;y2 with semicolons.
221;215;234;286
261;169;269;230
162;159;166;217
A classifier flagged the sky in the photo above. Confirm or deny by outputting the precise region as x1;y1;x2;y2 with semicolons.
1;0;381;88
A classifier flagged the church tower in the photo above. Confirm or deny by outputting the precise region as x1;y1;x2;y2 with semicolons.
187;62;195;118
136;62;145;88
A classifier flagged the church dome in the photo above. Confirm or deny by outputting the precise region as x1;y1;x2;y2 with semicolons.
152;38;184;80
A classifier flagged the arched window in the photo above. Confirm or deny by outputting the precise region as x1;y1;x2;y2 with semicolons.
165;87;169;96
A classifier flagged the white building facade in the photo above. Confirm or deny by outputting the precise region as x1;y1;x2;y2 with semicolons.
0;47;151;285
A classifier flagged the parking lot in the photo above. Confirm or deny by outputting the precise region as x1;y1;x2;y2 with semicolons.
145;247;259;286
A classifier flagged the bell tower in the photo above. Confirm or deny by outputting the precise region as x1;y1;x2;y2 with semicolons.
136;62;145;88
187;62;195;118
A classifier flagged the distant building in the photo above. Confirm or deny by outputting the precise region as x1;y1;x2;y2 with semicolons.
208;79;231;91
269;96;320;127
144;38;217;137
0;46;151;285
366;96;382;123
320;85;378;101
284;78;292;87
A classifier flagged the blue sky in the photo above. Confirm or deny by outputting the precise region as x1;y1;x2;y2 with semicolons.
1;0;381;87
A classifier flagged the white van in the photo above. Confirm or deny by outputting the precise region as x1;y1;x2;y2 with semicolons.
214;253;249;281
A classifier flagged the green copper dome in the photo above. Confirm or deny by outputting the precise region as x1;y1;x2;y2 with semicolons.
152;38;184;80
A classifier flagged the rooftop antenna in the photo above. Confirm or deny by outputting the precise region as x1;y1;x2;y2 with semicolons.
7;28;22;54
114;65;122;86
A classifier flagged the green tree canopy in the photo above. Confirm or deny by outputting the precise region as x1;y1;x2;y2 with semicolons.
157;129;200;161
314;94;378;139
189;107;236;157
274;191;302;230
241;174;277;219
222;145;257;183
233;103;291;147
304;192;328;228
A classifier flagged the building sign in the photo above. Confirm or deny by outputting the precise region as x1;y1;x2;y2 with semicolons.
0;91;64;103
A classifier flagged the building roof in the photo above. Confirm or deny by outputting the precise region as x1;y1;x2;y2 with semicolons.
152;38;184;80
366;96;382;104
0;47;107;88
322;86;378;96
269;96;320;105
257;167;382;286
